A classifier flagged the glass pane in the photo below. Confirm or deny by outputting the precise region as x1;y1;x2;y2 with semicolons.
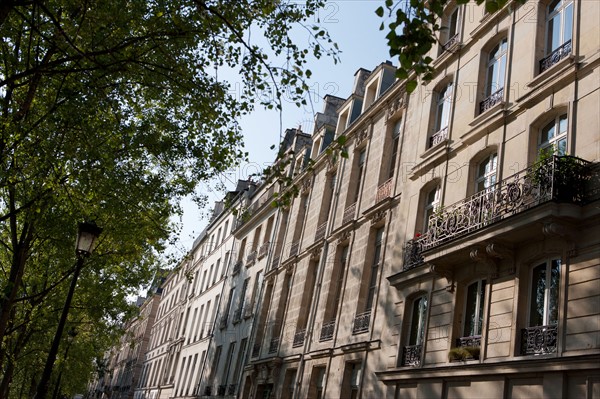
478;280;486;335
464;282;478;337
557;137;567;155
548;260;561;324
541;122;555;144
497;55;506;90
564;3;573;42
559;114;568;133
547;15;560;52
530;264;546;327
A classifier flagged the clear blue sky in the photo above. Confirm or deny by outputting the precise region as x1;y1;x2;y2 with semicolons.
173;1;396;254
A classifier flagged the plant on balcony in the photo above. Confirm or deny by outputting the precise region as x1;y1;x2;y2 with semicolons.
448;346;480;362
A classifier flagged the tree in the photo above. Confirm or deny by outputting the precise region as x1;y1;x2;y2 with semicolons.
0;0;337;396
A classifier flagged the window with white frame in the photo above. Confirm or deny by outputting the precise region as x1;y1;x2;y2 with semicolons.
441;7;460;50
462;279;486;341
401;295;428;366
541;0;573;72
431;82;452;147
529;259;560;328
476;153;498;192
480;39;507;113
539;114;567;155
423;186;440;232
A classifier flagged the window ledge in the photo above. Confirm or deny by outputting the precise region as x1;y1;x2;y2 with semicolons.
457;103;506;147
409;140;449;181
521;55;576;96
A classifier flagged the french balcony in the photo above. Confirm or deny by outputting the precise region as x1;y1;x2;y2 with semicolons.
292;329;306;348
228;384;237;395
402;344;422;366
204;386;212;396
232;260;243;274
251;343;261;358
479;88;504;114
246;250;257;264
270;255;280;271
217;385;226;396
268;337;280;354
352;310;371;334
521;325;557;355
429;126;448;148
233;308;243;324
258;241;270;259
442;33;459;51
343;202;357;225
219;315;228;329
539;40;572;73
320;320;335;341
402;156;595;271
456;335;481;348
315;221;327;242
289;241;300;257
376;178;393;203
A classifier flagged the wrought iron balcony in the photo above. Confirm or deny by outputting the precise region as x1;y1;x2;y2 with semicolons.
270;255;280;271
376;178;393;203
217;385;226;396
521;325;557;355
402;156;593;271
457;335;481;348
251;343;261;358
268;337;280;354
246;250;257;264
442;33;459;51
289;241;300;257
228;384;237;395
315;221;328;242
204;386;212;396
429;126;448;148
232;260;243;274
320;320;335;341
293;329;306;348
479;88;504;114
233;308;243;324
540;40;572;73
258;241;270;259
219;315;228;329
402;344;422;366
352;310;371;334
343;202;357;225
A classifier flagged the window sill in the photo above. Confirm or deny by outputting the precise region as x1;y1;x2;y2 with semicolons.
409;139;449;181
517;55;576;107
459;102;505;146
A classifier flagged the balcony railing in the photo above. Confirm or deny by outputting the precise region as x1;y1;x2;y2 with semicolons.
320;320;335;341
402;156;592;270
251;343;261;358
217;385;226;396
343;202;357;225
289;241;299;257
246;250;257;264
233;308;242;324
352;310;371;334
219;315;228;329
204;386;212;396
479;88;504;114
442;33;459;51
232;260;243;274
258;242;270;259
521;325;557;355
293;329;306;348
429;126;448;148
315;221;327;242
457;335;481;348
402;344;422;366
228;384;237;395
376;178;393;203
270;255;280;271
540;40;572;73
268;337;280;354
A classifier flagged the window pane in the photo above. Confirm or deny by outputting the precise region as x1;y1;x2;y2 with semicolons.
548;15;561;52
559;114;568;134
564;3;573;42
548;260;561;324
464;282;478;337
530;264;546;327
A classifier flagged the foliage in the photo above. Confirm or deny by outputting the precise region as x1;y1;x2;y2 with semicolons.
376;0;527;92
448;346;480;361
0;0;337;396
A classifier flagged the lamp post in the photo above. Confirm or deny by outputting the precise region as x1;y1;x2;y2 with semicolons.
51;327;78;399
35;222;102;399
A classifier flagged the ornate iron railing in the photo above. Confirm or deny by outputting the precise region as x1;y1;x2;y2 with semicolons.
251;343;261;358
270;255;280;271
246;250;257;264
457;335;481;348
204;386;212;396
233;308;242;324
232;260;243;274
402;344;422;366
540;40;572;73
479;88;504;114
293;329;306;348
258;242;270;259
442;33;459;51
268;337;280;354
217;385;226;396
343;202;357;225
219;315;228;329
289;241;300;257
402;156;591;270
228;384;237;395
352;310;371;334
429;126;448;147
320;320;335;341
376;178;393;203
521;325;557;355
315;221;328;242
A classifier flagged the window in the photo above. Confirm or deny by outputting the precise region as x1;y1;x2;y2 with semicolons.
441;7;460;51
365;228;384;311
476;153;498;192
354;149;367;203
388;119;402;179
480;39;507;113
460;280;486;346
546;0;573;55
431;82;452;147
402;295;428;366
539;114;567;155
423;186;440;232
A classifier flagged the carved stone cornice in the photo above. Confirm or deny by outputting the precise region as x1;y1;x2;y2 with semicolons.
430;264;454;292
386;91;407;120
369;209;387;226
336;229;352;245
310;247;322;261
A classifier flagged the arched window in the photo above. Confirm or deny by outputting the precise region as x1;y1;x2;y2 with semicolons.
476;153;498;192
480;39;507;113
441;7;460;51
540;0;573;72
539;114;567;155
431;82;453;147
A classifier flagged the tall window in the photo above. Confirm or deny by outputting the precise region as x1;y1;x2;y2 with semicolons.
402;295;428;366
423;186;440;232
539;114;567;155
476;153;498;192
354;149;367;202
546;0;573;55
529;259;560;328
463;280;486;339
365;228;384;311
442;7;459;50
480;39;507;113
388;119;402;179
431;82;452;147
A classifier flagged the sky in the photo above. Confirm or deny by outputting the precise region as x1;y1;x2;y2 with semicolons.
172;0;397;255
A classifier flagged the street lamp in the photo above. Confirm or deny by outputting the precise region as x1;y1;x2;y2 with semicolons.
35;222;102;399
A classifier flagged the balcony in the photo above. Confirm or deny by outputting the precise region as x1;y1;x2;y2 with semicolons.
320;320;335;341
251;343;261;358
376;178;393;203
479;88;503;114
521;325;557;355
258;242;270;259
246;250;257;265
268;337;280;354
204;386;212;396
402;344;422;366
343;202;357;225
228;384;237;395
232;260;243;274
540;40;572;73
442;33;459;51
292;329;306;348
289;241;299;257
456;335;481;348
315;221;327;242
429;126;448;148
270;255;280;271
233;308;243;324
402;156;594;271
219;315;228;329
352;310;371;334
217;385;226;396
